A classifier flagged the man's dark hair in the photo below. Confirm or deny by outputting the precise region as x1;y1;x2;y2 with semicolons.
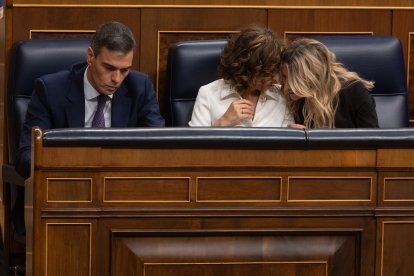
90;21;136;56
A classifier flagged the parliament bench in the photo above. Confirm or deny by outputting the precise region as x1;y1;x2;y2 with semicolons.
26;127;414;275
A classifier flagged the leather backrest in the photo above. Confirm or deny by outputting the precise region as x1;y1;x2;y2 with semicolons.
316;35;408;128
166;36;408;128
166;39;227;126
7;39;90;163
41;127;414;149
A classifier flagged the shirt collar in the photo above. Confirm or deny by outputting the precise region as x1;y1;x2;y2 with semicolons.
83;67;113;100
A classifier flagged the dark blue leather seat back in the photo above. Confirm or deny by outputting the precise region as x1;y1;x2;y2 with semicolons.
317;36;408;128
7;39;90;164
166;36;408;128
166;40;227;126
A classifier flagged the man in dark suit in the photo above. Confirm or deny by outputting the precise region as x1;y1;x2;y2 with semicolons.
13;21;164;236
16;21;164;178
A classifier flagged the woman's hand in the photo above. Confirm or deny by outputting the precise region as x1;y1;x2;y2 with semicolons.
213;99;255;126
288;123;306;129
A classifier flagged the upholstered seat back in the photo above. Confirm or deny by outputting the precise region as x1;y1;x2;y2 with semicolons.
7;39;90;164
166;36;408;128
317;36;408;128
166;40;227;126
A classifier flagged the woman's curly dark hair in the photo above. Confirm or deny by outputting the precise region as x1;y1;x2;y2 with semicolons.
219;26;284;93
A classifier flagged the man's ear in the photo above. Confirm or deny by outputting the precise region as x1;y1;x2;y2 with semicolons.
86;47;94;65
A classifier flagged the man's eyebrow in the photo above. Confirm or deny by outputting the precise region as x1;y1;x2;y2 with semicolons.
102;62;131;70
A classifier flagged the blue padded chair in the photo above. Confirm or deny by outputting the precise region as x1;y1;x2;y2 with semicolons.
166;36;408;128
317;35;409;128
4;39;90;184
165;39;227;126
2;39;90;240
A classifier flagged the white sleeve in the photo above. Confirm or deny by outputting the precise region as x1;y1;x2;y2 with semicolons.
189;85;212;126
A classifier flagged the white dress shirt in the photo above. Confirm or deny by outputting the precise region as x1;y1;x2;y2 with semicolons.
189;79;294;127
83;68;113;127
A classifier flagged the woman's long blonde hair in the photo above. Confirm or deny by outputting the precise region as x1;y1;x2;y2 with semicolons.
281;38;374;128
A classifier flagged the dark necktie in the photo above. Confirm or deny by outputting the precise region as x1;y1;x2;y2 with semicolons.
91;94;108;128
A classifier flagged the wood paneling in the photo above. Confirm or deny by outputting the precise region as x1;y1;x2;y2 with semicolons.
378;221;414;276
47;178;92;202
377;148;414;167
196;177;282;202
103;177;190;202
378;171;414;207
25;127;414;275
36;146;376;167
288;177;372;202
383;177;414;201
268;9;392;37
45;223;91;276
111;230;359;276
9;0;414;7
11;8;141;70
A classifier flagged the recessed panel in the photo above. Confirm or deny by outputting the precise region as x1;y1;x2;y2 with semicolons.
384;177;414;201
197;177;281;202
381;221;414;275
47;178;92;202
112;230;358;276
288;177;372;202
104;177;190;202
46;223;91;276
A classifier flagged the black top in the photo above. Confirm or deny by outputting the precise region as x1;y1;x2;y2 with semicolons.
295;81;379;128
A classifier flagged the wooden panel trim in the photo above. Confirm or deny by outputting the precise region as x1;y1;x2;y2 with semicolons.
143;261;328;275
380;221;414;276
103;176;191;203
287;176;373;202
46;177;93;203
10;4;414;10
45;223;92;276
29;29;95;39
284;31;373;39
383;177;414;201
111;228;362;275
196;176;282;203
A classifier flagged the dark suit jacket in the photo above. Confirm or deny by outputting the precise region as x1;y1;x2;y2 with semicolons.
294;82;379;128
16;62;165;177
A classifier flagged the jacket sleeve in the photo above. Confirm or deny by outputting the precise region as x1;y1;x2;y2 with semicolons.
16;78;53;178
132;73;165;127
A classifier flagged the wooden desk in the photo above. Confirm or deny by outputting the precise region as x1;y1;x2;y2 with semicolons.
26;128;414;276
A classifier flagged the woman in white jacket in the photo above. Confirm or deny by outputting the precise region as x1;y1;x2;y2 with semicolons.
189;26;293;127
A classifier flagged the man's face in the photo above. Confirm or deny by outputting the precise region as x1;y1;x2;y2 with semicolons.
86;46;133;95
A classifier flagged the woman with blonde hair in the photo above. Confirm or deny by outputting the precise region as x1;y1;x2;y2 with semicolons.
280;38;379;128
189;26;293;127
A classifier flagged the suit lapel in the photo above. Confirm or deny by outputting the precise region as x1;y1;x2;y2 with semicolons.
65;65;86;127
111;84;131;127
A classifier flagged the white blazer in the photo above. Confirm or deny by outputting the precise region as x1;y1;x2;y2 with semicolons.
189;79;294;127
